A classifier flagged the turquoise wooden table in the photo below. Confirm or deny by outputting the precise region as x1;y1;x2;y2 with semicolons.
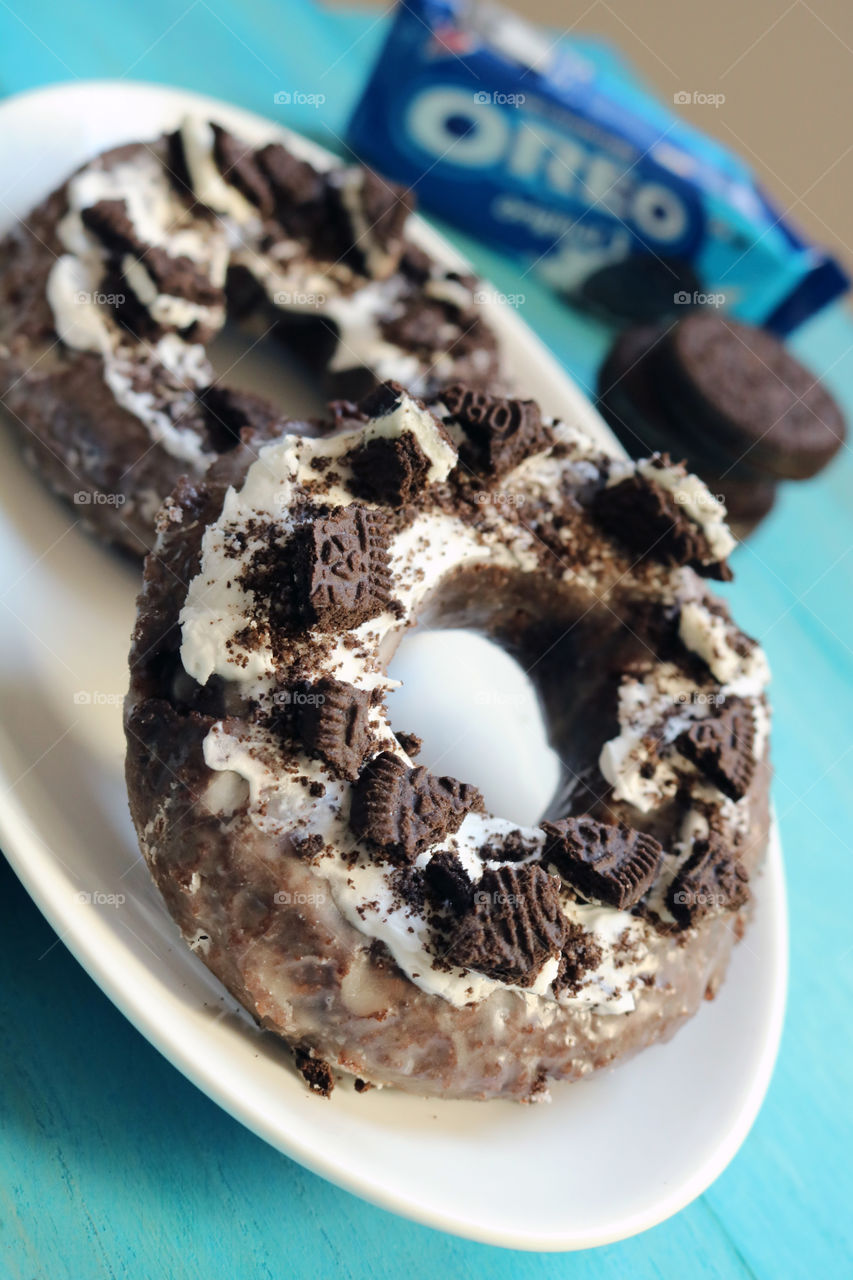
1;3;851;1276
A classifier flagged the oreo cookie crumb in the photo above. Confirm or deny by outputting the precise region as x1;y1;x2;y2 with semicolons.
667;836;750;928
395;730;422;759
280;506;393;632
554;922;605;997
542;816;662;910
677;699;756;800
441;385;554;477
592;471;733;581
347;430;432;506
424;851;473;912
291;676;373;782
350;752;483;862
81;199;145;255
211;123;274;218
295;1051;334;1097
444;864;567;986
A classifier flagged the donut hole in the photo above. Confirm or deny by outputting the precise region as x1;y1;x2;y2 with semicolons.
387;565;656;829
387;629;560;827
205;315;329;425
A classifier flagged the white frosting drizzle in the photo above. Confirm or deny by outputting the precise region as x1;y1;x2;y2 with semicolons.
678;599;771;692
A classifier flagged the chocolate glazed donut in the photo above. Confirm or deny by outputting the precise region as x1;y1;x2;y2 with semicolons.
0;118;499;555
125;383;771;1101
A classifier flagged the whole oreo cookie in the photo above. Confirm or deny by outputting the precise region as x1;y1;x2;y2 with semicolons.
655;312;846;480
596;323;777;536
573;255;702;326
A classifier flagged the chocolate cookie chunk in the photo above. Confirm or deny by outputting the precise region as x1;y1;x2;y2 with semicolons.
211;123;274;218
656;313;846;479
342;168;414;279
444;864;567;987
81;198;145;255
677;699;756;801
542;816;662;910
256;142;325;237
291;676;373;782
553;922;604;997
346;430;432;506
135;247;224;308
350;752;483;862
424;851;473;912
592;471;733;580
284;506;393;632
667;836;750;929
441;385;554;477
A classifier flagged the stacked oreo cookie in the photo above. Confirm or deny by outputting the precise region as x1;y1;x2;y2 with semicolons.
596;312;846;537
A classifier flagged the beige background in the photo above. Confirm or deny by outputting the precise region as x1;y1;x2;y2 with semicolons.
341;0;853;268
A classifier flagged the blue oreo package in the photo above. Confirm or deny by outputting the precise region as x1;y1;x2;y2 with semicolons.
347;0;847;333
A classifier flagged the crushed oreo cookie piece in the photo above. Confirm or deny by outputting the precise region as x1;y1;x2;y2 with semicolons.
81;199;145;255
210;123;274;218
347;430;432;506
479;828;538;863
256;142;324;226
395;730;422;759
292;676;373;782
390;864;426;914
357;379;406;419
667;836;750;928
291;832;324;859
542;816;662;910
294;1050;334;1097
424;851;473;912
677;699;756;801
441;384;554;477
554;922;604;997
350;752;483;862
444;864;567;986
592;472;733;581
346;168;414;278
284;505;393;632
137;246;224;308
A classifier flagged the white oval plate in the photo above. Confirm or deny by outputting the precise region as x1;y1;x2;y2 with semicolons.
0;81;787;1251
